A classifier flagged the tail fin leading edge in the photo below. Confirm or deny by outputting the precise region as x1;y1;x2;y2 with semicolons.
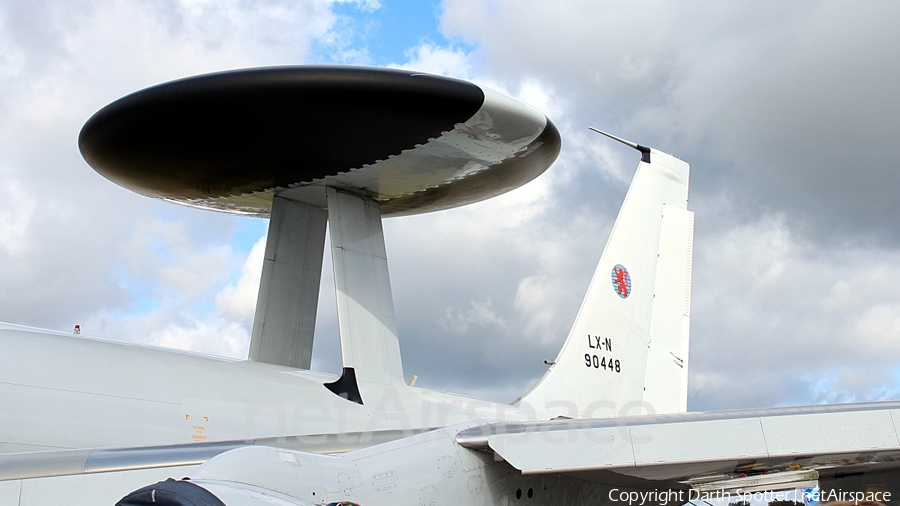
517;140;692;419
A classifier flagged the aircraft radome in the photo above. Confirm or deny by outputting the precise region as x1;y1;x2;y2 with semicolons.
0;67;898;506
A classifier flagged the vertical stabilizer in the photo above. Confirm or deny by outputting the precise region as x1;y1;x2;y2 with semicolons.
517;135;692;419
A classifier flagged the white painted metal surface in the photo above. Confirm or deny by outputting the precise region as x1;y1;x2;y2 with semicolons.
327;188;406;390
158;406;900;505
188;424;511;506
517;147;692;419
760;409;899;454
644;204;693;413
249;196;327;369
197;481;314;505
0;325;524;457
465;404;900;480
5;466;195;506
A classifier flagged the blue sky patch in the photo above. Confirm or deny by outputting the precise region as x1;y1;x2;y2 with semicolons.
311;0;452;65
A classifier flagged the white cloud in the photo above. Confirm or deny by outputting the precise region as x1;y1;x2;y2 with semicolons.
0;170;35;257
76;229;267;360
337;0;381;13
690;215;900;408
148;318;250;359
441;0;900;238
216;235;266;323
0;0;359;342
393;43;474;80
116;217;238;298
421;0;900;407
441;298;505;333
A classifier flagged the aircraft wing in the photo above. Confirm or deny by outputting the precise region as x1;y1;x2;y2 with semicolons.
457;401;900;494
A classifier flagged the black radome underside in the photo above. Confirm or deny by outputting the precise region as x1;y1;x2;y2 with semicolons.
79;66;485;200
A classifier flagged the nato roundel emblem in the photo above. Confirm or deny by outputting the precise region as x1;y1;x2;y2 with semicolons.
611;264;631;299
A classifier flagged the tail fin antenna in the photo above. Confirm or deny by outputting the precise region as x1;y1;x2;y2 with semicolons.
587;127;651;163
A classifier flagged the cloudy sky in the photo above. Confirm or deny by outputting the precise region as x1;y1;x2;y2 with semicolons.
1;0;899;412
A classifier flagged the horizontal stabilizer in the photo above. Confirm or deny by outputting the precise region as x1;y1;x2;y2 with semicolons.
458;401;900;493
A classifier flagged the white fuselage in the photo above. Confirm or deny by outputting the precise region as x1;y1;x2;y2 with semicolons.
0;324;527;455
